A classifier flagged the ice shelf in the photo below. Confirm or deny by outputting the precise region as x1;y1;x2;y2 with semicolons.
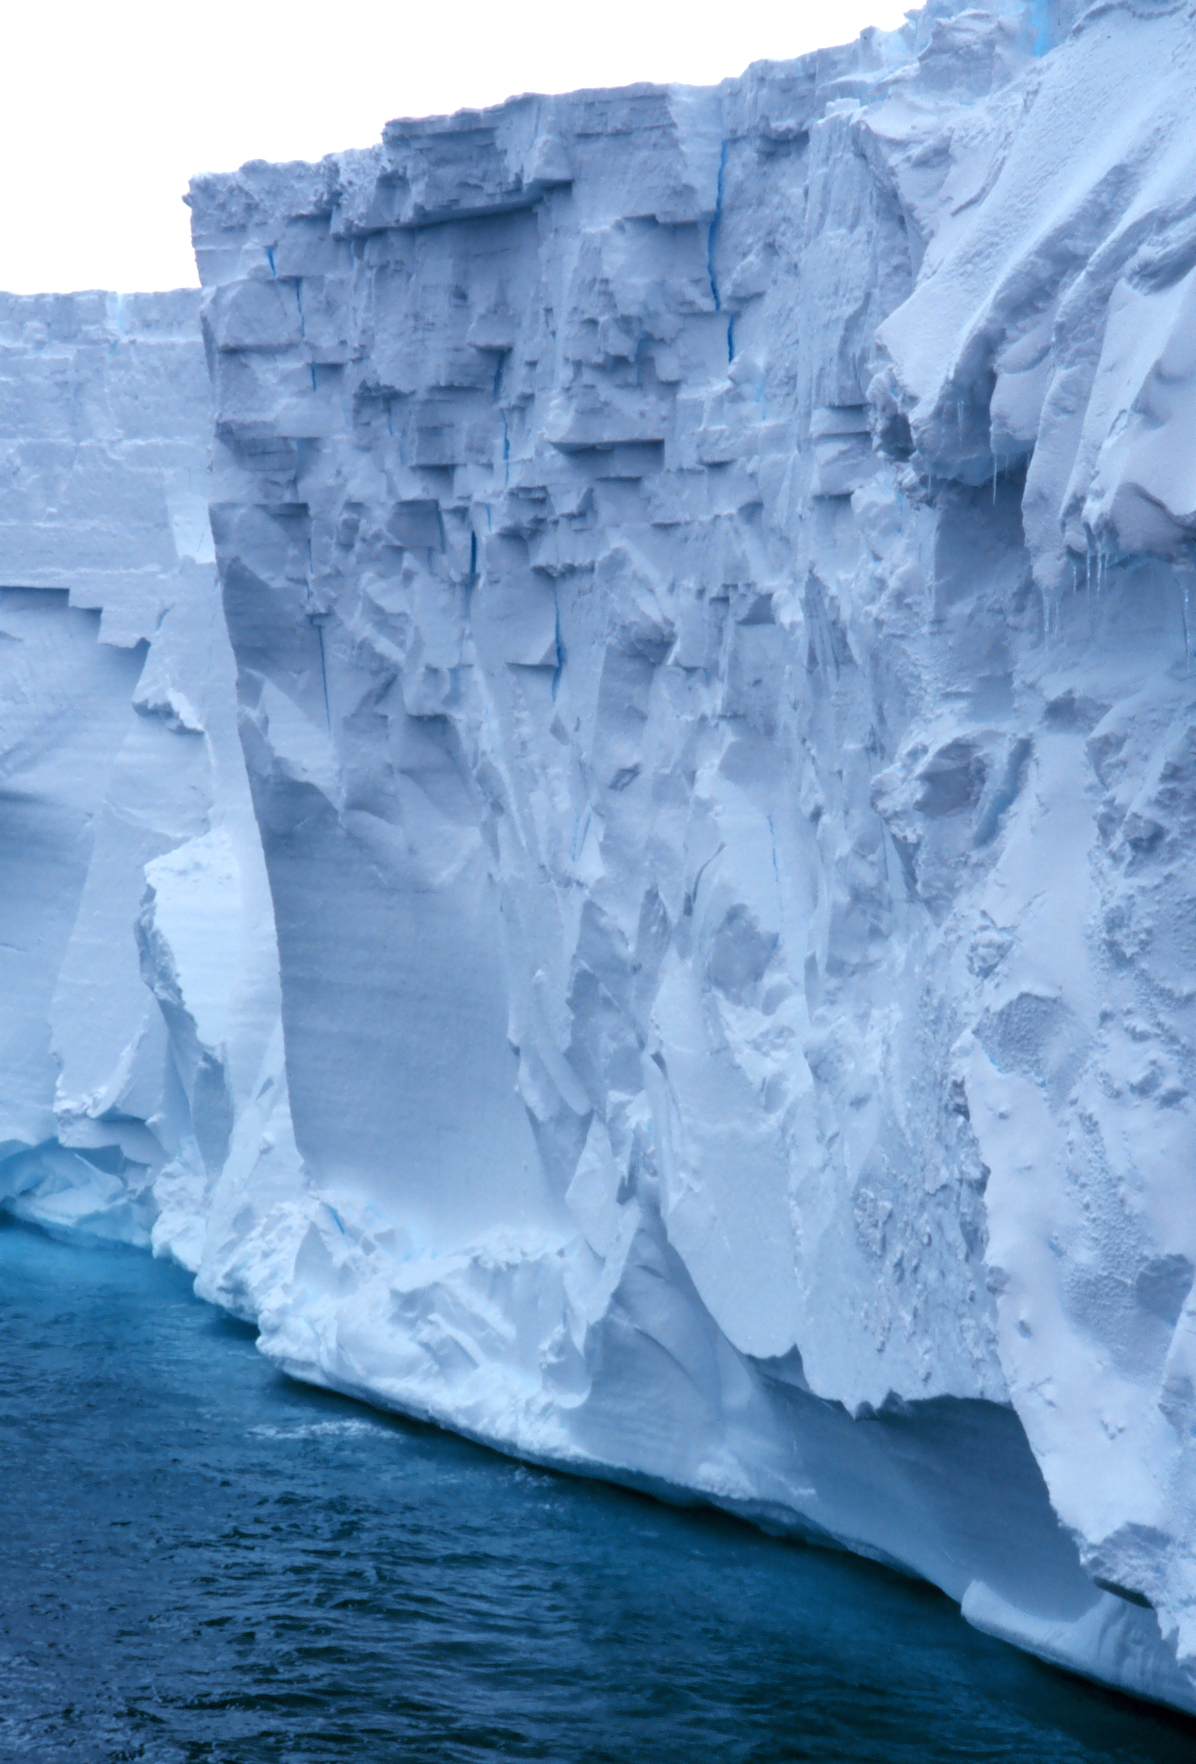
4;0;1196;1712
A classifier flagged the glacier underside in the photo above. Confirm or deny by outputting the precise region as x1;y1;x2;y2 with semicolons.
5;0;1196;1714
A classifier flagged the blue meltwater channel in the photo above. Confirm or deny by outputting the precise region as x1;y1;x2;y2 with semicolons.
2;1218;1195;1764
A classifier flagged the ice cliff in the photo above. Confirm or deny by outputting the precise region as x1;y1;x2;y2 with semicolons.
0;291;296;1261
6;0;1196;1714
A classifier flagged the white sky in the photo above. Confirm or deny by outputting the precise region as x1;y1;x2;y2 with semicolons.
1;0;909;294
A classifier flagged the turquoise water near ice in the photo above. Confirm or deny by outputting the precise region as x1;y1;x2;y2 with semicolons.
2;1217;1195;1764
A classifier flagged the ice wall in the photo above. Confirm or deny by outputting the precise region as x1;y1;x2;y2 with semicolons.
4;0;1196;1719
0;291;298;1262
177;0;1196;1710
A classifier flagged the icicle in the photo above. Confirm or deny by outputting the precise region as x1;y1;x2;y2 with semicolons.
1181;579;1191;677
1178;555;1196;676
1043;588;1063;646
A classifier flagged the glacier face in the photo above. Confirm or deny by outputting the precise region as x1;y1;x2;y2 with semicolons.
6;0;1196;1715
0;290;298;1260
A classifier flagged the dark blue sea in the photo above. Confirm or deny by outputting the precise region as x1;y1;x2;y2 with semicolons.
2;1218;1194;1763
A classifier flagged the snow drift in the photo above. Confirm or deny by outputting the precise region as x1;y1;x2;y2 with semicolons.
6;0;1196;1714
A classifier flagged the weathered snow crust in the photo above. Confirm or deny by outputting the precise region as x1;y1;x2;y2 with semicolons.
4;0;1196;1715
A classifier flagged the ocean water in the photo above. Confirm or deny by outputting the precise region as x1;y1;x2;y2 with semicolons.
1;1220;1194;1764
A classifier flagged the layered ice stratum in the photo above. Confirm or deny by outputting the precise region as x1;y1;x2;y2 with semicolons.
5;0;1196;1713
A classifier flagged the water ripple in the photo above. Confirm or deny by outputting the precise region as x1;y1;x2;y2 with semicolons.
2;1218;1195;1764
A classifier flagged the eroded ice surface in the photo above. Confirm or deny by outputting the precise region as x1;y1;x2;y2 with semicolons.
0;291;296;1259
4;0;1196;1715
